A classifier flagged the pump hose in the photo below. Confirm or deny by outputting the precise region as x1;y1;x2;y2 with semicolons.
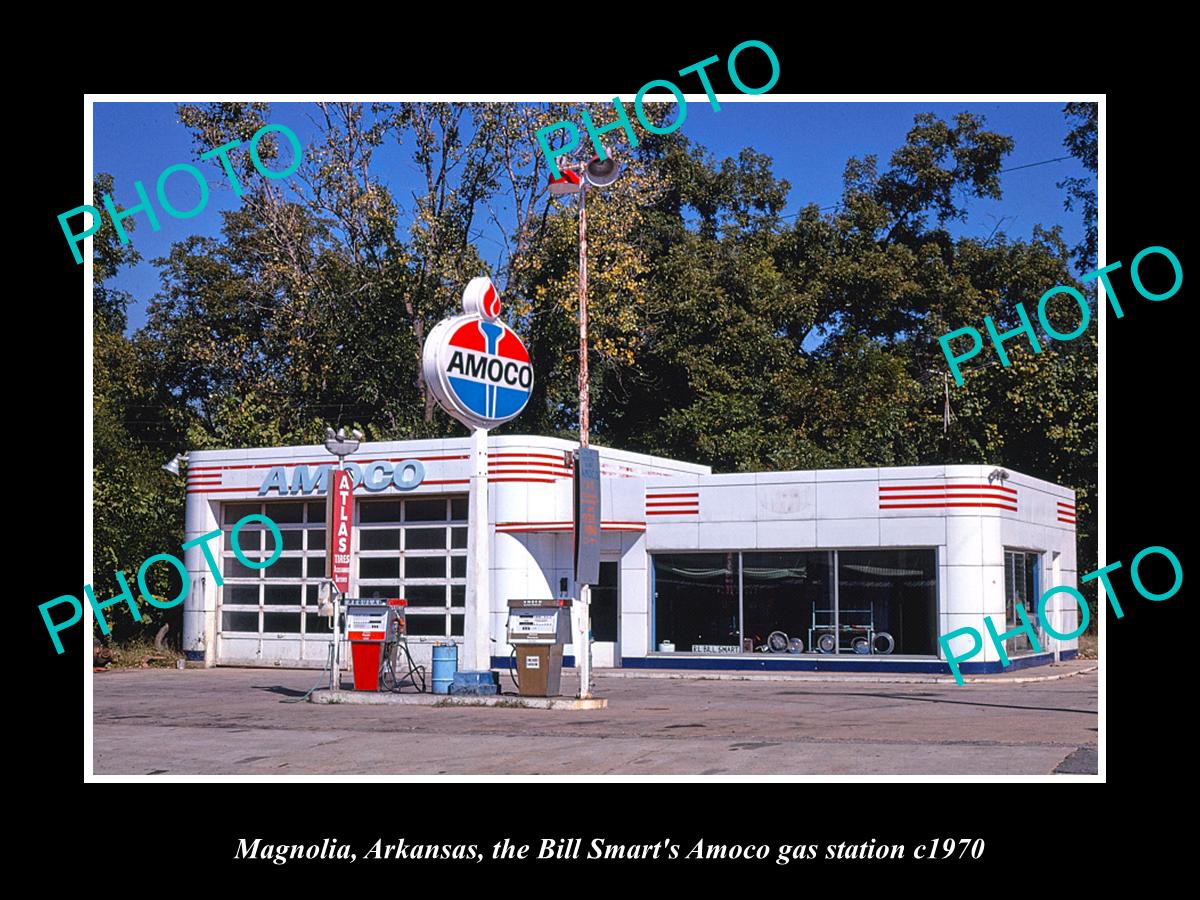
281;642;336;703
382;639;427;693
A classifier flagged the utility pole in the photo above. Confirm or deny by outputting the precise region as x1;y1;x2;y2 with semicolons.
577;178;592;700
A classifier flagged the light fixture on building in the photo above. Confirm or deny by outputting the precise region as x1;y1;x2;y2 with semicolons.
988;467;1010;485
162;453;188;476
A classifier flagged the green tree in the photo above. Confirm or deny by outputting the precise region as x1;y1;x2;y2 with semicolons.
92;175;188;643
1058;102;1098;272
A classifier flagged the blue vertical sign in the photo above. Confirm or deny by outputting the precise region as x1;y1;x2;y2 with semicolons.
574;448;601;585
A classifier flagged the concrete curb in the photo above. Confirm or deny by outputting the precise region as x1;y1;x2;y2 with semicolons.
308;690;608;710
595;665;1098;686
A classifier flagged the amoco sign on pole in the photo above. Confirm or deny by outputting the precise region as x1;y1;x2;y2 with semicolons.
422;277;533;672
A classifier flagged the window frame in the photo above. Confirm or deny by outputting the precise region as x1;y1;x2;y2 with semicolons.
650;546;941;658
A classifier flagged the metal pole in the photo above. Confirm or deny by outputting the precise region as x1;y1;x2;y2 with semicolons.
832;550;840;655
577;178;592;699
466;426;491;672
578;180;590;448
330;453;344;692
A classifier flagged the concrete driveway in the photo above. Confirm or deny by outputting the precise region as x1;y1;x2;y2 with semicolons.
91;664;1098;776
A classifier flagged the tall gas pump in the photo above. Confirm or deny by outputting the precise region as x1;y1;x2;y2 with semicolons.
344;597;426;692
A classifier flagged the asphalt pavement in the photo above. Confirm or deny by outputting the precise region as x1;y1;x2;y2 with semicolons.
91;663;1098;776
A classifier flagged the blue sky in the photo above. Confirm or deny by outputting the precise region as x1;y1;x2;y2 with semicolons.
93;101;1092;333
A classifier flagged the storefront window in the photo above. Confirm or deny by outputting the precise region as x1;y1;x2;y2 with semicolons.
742;552;831;653
836;550;937;655
1004;549;1040;653
650;548;938;656
652;553;740;653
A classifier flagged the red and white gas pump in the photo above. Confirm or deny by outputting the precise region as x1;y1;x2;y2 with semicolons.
345;598;407;691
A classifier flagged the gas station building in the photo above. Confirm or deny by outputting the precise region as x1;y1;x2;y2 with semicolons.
181;435;1079;676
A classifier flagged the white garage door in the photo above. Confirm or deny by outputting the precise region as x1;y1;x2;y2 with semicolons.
216;499;331;666
216;495;471;667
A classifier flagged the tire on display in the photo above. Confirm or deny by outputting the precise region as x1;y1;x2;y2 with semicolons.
873;632;895;655
817;633;836;653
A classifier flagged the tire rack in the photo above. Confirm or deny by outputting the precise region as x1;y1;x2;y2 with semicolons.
809;601;880;654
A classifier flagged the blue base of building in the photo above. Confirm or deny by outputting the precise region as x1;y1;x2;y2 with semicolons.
184;650;205;662
620;649;1076;675
488;650;1076;674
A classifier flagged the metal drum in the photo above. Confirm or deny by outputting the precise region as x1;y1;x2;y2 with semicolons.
431;643;458;695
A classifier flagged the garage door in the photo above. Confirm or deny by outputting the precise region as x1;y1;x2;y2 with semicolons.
216;499;331;666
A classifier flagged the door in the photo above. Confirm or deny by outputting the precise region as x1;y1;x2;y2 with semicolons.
590;561;620;668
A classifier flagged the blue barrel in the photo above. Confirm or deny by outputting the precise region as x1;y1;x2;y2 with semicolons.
431;643;458;695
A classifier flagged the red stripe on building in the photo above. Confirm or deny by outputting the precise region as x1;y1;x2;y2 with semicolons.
646;492;700;499
876;492;1017;501
646;509;701;516
878;502;1018;511
496;520;646;533
484;472;568;480
188;453;469;473
879;483;1018;495
490;452;572;462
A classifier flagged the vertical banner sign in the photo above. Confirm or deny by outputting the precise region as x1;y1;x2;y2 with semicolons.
326;467;354;594
574;447;601;584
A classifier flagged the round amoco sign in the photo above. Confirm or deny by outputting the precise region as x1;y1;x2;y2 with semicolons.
422;276;534;430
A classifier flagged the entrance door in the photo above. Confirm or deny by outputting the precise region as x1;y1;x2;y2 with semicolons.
590;561;619;668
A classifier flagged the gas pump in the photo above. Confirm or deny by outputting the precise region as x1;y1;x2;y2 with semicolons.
505;598;572;697
344;598;426;692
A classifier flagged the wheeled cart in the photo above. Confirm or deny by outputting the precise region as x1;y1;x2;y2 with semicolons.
808;601;895;654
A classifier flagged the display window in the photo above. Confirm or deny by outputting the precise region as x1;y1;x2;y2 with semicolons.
652;548;938;656
651;553;740;653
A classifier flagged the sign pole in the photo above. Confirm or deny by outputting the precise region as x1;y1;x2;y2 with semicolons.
577;180;593;700
422;276;533;682
330;454;344;691
466;425;491;672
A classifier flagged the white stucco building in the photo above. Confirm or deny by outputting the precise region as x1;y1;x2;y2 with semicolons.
181;435;1078;675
